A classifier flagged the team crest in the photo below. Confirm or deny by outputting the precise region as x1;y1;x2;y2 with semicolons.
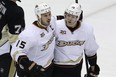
60;30;66;34
40;32;45;37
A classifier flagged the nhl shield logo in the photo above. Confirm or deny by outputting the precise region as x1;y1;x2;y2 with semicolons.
40;32;45;37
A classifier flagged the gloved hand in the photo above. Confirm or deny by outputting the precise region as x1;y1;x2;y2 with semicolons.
16;63;29;77
28;63;45;77
88;64;100;77
18;55;45;77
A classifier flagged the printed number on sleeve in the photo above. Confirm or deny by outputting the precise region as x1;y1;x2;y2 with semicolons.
16;40;26;49
15;25;21;34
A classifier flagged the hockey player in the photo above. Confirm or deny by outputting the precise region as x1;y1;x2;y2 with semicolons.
0;0;25;77
53;3;100;77
11;2;56;77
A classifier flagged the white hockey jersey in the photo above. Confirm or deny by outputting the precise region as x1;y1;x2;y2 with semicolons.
54;19;99;65
11;17;56;68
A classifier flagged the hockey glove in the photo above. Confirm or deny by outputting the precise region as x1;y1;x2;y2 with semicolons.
18;55;45;77
28;63;45;77
16;63;29;77
88;64;100;77
86;54;100;77
18;55;45;73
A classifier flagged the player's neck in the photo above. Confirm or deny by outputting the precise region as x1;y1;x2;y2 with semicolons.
33;21;47;30
67;21;81;32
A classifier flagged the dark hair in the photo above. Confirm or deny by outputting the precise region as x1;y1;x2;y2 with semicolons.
79;10;83;21
17;0;21;2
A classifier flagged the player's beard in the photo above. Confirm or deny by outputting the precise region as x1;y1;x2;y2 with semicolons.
41;19;51;27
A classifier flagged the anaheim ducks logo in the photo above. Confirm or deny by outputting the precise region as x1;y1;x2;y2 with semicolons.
41;33;55;51
57;40;85;47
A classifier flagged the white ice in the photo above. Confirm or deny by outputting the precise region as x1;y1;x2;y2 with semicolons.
16;0;116;77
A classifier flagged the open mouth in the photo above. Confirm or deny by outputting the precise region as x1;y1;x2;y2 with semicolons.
47;20;51;23
68;21;72;24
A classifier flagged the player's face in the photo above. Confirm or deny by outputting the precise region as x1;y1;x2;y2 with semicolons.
41;12;51;26
65;13;78;28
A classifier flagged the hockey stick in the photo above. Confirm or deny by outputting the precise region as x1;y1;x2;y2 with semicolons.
84;52;89;77
75;0;78;3
75;0;89;76
75;0;88;75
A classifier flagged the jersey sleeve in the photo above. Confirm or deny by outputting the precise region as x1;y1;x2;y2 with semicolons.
6;6;25;35
84;25;99;56
11;32;34;62
0;0;7;39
